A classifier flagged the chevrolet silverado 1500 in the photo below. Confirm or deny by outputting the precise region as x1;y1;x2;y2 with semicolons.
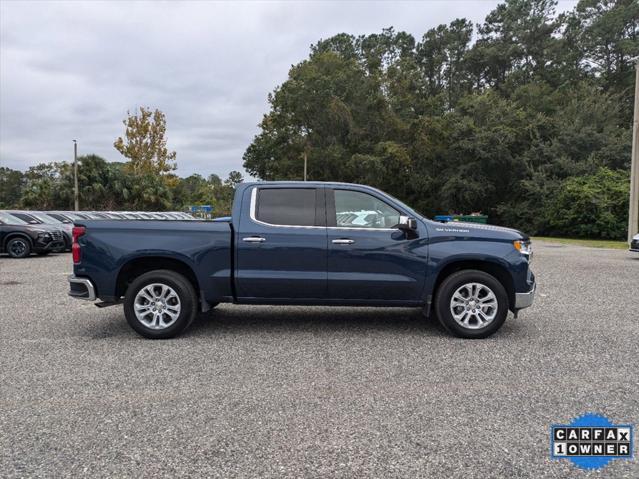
68;182;536;339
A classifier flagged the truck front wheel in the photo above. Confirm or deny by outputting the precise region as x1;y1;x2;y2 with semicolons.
123;269;198;339
434;269;509;339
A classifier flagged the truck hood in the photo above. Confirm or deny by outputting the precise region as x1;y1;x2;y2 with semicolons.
426;220;528;241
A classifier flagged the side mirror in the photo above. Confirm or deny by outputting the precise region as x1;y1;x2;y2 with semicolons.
398;215;417;231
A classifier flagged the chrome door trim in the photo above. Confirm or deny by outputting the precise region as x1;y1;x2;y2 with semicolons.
249;187;324;229
249;186;396;231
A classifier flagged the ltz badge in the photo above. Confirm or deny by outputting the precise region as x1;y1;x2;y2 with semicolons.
550;413;634;470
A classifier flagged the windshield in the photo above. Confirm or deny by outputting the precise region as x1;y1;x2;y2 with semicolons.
373;190;425;219
0;212;30;225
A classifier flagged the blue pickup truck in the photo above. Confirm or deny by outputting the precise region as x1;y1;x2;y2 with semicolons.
68;182;535;339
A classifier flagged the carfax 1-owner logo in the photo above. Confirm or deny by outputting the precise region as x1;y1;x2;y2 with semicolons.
550;413;634;470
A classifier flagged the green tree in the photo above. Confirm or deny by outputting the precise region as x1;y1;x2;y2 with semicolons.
213;171;244;215
21;163;62;210
0;167;25;208
114;107;177;179
416;19;474;107
545;167;629;239
472;0;562;90
243;0;636;239
563;0;639;121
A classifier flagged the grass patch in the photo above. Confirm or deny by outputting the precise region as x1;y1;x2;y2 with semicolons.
532;236;628;250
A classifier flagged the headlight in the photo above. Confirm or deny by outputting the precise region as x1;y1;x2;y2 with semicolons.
513;240;532;256
39;232;51;239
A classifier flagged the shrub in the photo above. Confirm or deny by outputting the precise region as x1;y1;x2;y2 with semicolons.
544;168;629;240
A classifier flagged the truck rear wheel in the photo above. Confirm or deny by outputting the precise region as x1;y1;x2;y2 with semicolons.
123;269;197;339
434;269;508;339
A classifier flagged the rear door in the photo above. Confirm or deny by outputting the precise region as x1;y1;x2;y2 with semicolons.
326;188;427;302
235;186;327;300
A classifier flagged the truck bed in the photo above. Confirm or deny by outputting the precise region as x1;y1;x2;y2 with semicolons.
73;220;233;304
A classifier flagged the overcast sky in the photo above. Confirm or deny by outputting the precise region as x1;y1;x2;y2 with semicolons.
0;0;578;179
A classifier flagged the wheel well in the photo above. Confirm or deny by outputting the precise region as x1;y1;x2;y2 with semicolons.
115;257;200;299
432;260;515;311
4;233;33;249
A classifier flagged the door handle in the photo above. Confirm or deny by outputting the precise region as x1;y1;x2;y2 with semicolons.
242;236;266;243
332;239;354;245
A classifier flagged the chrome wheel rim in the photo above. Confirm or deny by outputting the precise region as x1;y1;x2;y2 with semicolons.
134;283;181;330
450;282;498;330
10;240;27;256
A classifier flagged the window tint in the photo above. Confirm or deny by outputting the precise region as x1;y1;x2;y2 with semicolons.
0;212;29;225
256;188;316;226
31;213;59;224
11;213;39;224
334;190;400;229
48;213;70;223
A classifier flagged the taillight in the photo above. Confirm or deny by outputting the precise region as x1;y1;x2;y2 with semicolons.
72;226;86;263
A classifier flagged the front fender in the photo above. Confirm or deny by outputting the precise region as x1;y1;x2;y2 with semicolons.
424;237;530;304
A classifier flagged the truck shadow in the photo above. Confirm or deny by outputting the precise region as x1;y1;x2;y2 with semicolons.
185;305;446;338
84;305;525;340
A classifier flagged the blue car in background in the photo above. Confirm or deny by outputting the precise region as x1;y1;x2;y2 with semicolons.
68;182;536;339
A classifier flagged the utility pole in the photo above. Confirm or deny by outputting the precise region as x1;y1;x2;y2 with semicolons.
629;62;639;244
73;140;79;211
303;150;308;181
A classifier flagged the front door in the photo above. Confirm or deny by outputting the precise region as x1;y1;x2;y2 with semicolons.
326;188;427;302
235;186;327;300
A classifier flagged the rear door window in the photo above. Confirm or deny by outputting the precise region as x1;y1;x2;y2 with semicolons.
256;188;318;227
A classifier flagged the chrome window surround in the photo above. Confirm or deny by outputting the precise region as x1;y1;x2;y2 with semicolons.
249;187;399;231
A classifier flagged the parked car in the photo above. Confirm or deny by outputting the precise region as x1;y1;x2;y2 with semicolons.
50;211;92;221
68;182;536;339
630;233;639;253
85;212;111;219
6;211;73;251
118;212;143;220
0;212;66;258
45;212;74;224
132;212;156;220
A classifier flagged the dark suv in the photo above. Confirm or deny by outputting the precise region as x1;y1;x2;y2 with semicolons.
0;212;65;258
8;211;73;251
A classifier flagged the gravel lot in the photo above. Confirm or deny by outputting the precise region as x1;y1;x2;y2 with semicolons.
1;242;638;478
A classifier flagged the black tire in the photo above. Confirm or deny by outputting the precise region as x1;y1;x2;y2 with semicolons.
123;269;198;339
6;237;31;258
434;269;509;339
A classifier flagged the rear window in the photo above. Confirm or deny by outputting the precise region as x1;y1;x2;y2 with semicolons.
256;188;316;226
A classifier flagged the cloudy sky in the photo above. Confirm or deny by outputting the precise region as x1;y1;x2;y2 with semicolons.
0;0;577;179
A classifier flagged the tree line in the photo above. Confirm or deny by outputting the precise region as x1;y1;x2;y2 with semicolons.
243;0;637;239
0;107;243;216
1;0;636;237
0;160;243;216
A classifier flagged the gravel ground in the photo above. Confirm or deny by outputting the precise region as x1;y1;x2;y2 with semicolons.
0;242;638;478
